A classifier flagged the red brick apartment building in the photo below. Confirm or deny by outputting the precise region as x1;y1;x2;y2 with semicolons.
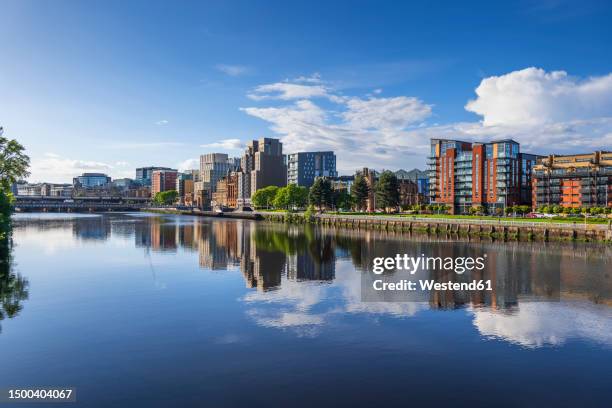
428;139;541;214
532;151;612;209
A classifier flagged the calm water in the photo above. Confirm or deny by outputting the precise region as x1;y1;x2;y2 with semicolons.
1;212;611;407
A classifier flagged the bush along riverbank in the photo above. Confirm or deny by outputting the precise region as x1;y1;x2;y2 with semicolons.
259;211;612;243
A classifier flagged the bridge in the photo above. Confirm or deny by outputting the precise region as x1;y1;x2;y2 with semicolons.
13;196;150;212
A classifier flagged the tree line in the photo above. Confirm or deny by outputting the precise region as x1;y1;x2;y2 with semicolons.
252;170;412;212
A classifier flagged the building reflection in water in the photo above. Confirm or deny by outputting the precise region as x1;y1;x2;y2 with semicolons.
13;213;612;346
127;215;610;307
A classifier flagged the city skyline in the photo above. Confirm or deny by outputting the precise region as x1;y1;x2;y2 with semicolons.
2;0;612;183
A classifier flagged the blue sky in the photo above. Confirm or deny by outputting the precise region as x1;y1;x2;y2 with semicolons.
1;0;611;182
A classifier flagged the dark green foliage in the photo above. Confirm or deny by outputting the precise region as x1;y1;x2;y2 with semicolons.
375;170;400;211
350;175;370;211
309;178;333;210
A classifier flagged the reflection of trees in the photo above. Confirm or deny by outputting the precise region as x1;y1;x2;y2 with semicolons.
0;246;29;334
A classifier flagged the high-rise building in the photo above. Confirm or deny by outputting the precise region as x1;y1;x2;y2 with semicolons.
428;139;541;214
287;151;337;187
199;153;239;193
151;169;178;195
532;151;612;209
237;138;287;206
135;166;173;186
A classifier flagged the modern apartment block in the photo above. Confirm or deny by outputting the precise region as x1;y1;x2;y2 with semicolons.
151;169;178;195
286;151;337;187
135;166;173;186
199;153;240;193
532;151;612;209
237;138;287;206
428;139;541;214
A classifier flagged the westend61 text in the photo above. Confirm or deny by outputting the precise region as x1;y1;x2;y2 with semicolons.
373;279;493;291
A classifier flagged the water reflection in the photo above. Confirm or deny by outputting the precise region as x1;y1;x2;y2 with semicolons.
0;244;29;334
12;213;612;347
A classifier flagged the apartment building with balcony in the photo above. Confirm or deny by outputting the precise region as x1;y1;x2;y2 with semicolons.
428;139;541;214
532;151;612;209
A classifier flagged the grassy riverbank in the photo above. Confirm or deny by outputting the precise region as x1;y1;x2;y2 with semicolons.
257;210;611;225
330;212;611;225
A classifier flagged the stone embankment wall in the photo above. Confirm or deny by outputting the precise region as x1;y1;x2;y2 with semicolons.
260;213;612;243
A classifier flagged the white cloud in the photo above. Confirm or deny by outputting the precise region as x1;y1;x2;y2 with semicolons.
242;69;612;173
216;64;251;76
177;158;199;171
29;153;131;183
155;120;169;125
471;302;612;348
342;96;432;130
247;82;331;101
465;67;612;126
200;138;245;151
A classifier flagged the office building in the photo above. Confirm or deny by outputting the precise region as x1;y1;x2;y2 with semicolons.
200;153;239;193
151;169;178;195
176;173;194;205
16;182;72;197
287;151;337;187
237;138;287;206
135;166;173;186
532;151;612;208
428;139;541;214
73;173;111;189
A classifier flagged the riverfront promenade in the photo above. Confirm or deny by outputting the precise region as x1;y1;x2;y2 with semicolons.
143;208;612;242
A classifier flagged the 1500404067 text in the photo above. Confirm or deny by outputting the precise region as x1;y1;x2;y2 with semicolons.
0;388;77;403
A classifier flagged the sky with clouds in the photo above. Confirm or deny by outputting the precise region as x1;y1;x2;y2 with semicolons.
1;0;611;182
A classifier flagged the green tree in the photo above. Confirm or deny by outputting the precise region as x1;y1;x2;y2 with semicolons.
333;189;352;211
0;128;30;247
0;129;30;191
287;184;308;209
309;178;333;210
154;190;178;205
351;175;370;211
251;186;279;209
273;187;289;209
375;170;400;212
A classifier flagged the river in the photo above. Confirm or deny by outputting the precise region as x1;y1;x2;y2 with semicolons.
1;212;610;407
